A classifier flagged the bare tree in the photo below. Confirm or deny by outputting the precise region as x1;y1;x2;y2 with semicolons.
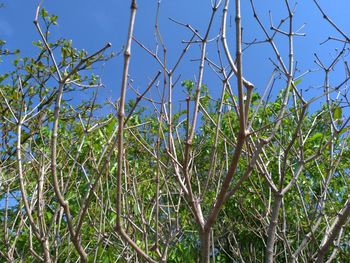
0;0;349;262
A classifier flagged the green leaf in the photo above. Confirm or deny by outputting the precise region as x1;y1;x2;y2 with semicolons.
251;92;261;103
50;15;58;25
333;106;342;120
0;73;8;82
293;78;302;86
309;132;323;142
41;8;49;18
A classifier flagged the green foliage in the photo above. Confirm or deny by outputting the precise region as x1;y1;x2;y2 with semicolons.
168;233;199;263
333;106;342;120
182;79;211;108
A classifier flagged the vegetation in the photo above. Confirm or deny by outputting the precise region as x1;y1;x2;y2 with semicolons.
0;1;349;262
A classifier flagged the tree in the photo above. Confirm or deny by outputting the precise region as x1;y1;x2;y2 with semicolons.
0;0;349;262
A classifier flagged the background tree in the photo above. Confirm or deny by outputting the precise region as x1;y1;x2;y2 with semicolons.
0;0;349;262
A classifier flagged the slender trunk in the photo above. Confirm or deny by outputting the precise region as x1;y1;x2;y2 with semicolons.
200;230;211;263
315;195;350;263
265;193;283;263
43;239;51;262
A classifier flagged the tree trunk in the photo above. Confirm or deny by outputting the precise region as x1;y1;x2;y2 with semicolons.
200;230;211;263
265;193;283;263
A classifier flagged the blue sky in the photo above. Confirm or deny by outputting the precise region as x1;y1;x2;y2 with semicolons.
0;0;349;112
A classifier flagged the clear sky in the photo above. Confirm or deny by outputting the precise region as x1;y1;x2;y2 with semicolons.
0;0;349;112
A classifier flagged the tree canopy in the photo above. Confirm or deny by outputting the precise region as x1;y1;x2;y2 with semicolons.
0;1;349;262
